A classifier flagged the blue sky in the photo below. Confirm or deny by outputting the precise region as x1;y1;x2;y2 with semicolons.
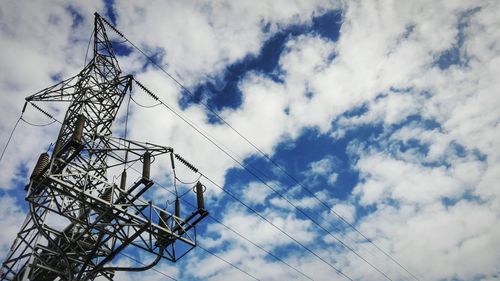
1;1;500;281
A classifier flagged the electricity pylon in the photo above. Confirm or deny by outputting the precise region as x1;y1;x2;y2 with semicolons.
1;13;208;281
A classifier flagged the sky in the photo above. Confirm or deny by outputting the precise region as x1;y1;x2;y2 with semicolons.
0;0;500;280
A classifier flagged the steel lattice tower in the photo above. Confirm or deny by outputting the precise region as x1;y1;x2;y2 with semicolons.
1;13;208;281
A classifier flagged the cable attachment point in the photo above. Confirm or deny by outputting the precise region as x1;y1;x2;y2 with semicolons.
174;154;198;173
134;80;160;101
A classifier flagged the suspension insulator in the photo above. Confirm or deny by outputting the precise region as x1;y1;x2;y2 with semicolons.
119;170;127;191
174;154;198;173
170;152;175;170
159;212;169;229
98;186;114;222
175;197;181;233
72;114;86;143
30;153;50;180
175;197;180;218
195;181;205;210
142;152;151;180
100;186;113;203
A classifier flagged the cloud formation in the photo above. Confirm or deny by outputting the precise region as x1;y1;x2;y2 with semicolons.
1;0;499;280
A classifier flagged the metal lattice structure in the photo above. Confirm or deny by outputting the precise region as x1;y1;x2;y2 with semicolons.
1;13;208;281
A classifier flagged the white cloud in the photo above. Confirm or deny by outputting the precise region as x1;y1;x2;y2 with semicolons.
242;181;274;205
0;196;27;260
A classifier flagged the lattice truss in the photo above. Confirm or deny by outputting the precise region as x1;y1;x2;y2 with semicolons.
1;13;208;281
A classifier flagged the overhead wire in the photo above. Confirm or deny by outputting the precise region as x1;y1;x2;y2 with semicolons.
174;173;202;185
119;252;177;281
124;90;132;141
0;115;22;164
21;118;57;127
205;213;315;281
130;95;162;108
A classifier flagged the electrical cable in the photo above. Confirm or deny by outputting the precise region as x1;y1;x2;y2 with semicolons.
0;115;22;164
130;95;162;108
119;252;178;281
174;174;202;185
122;92;132;173
21;118;57;127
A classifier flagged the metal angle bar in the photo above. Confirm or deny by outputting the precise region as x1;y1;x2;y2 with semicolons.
46;175;189;243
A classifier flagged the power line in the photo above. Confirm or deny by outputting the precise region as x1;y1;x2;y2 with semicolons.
98;14;418;280
0;115;22;164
